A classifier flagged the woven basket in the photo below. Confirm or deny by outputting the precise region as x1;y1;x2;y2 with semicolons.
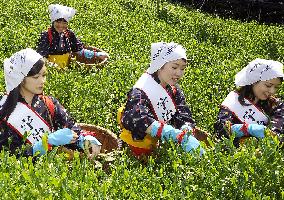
194;127;210;147
78;123;121;153
70;47;108;68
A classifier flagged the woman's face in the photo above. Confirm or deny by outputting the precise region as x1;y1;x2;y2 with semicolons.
21;65;47;96
252;78;281;102
53;20;68;33
157;59;187;87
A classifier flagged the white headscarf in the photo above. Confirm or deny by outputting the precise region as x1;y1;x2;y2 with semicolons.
48;4;76;23
235;58;284;87
4;48;43;93
147;42;187;74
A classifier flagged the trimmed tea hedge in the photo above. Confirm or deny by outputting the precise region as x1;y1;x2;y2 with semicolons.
0;0;283;198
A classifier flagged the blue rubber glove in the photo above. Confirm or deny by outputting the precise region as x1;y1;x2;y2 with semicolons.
32;140;47;156
150;121;180;142
33;128;73;156
248;124;265;139
150;121;204;155
231;124;265;139
77;135;102;149
181;134;205;156
79;49;95;59
48;128;74;146
231;124;246;138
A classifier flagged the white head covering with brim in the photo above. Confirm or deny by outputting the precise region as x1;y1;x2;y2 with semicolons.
48;4;76;23
147;42;187;74
4;48;43;93
235;58;284;87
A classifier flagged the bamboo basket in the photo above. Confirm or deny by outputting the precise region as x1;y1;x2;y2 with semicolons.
77;123;121;153
70;47;108;69
194;127;210;147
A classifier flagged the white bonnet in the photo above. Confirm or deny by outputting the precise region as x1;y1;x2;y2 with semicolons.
4;48;42;93
147;42;187;74
235;58;284;87
48;4;76;23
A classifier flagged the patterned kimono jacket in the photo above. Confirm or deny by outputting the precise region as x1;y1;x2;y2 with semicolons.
36;26;84;57
0;95;81;156
121;73;195;141
214;93;284;147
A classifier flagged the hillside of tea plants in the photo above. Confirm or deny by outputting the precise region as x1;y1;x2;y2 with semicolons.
0;0;284;199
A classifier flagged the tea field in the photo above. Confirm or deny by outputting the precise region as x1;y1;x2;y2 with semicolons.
0;0;283;199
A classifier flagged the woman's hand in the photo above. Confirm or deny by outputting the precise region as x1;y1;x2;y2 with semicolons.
77;135;102;160
83;139;101;160
70;130;79;143
33;128;78;156
231;123;265;139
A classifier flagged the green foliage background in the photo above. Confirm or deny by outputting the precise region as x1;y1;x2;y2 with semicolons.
0;0;283;199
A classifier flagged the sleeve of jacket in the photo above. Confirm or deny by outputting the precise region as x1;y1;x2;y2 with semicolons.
36;31;50;57
49;96;81;150
68;30;84;52
49;96;81;135
214;106;236;140
121;88;156;140
169;85;195;129
270;100;284;143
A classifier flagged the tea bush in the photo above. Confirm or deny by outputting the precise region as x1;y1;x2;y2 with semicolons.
0;0;284;198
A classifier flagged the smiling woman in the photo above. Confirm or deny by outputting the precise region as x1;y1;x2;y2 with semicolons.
157;59;186;87
117;42;206;160
214;58;284;147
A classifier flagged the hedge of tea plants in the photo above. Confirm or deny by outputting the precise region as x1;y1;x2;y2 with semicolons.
0;0;283;199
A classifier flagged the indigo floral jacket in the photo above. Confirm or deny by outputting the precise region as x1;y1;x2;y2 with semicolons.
214;94;284;147
121;73;195;141
0;95;81;156
36;26;84;57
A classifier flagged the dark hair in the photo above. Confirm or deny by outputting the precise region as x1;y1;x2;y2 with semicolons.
237;85;254;107
52;18;68;28
55;18;67;23
181;58;187;63
0;58;45;121
27;59;44;76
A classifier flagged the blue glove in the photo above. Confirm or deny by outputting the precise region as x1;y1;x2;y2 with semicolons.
32;140;47;156
77;135;102;149
95;52;108;57
150;121;180;142
231;124;265;139
247;124;265;139
48;128;74;146
150;121;204;155
79;49;95;59
32;128;73;156
231;124;246;138
181;134;205;156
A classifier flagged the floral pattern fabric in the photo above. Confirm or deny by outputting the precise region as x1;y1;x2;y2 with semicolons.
36;26;84;57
